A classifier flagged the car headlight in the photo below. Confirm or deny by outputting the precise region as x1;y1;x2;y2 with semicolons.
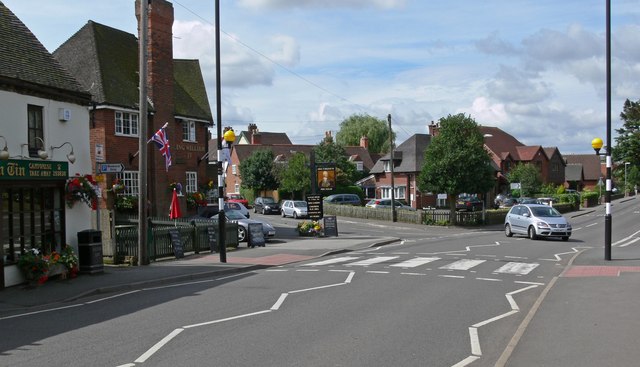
536;222;550;228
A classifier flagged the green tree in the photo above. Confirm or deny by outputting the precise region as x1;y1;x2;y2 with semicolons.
335;113;394;154
507;163;541;197
278;152;310;199
613;98;640;190
314;135;359;186
239;149;279;196
417;114;495;225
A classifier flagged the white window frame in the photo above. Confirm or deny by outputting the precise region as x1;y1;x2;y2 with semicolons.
232;164;237;175
186;172;198;193
380;186;406;200
383;161;391;172
116;171;139;196
234;183;240;193
115;111;139;137
182;120;196;142
355;161;364;171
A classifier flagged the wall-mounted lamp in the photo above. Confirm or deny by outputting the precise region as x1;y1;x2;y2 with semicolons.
35;137;48;160
51;141;76;164
0;135;9;161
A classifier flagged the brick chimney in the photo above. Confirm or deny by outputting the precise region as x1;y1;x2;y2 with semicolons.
249;124;261;144
360;135;369;149
136;0;175;132
428;121;439;137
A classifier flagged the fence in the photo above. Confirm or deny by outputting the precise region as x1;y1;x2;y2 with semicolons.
323;204;496;226
113;215;239;264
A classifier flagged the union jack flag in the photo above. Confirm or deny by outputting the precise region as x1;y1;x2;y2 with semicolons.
148;126;172;171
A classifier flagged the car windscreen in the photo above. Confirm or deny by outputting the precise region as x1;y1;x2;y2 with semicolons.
262;198;276;203
293;201;307;207
531;207;561;217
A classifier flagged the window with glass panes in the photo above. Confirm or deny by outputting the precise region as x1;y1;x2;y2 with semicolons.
27;105;44;158
116;171;139;196
381;186;406;199
1;184;65;264
115;111;139;137
182;120;196;142
186;172;197;193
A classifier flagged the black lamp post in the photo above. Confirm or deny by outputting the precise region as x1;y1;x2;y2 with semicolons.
592;137;611;261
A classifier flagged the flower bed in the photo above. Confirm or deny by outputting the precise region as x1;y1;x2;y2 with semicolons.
297;220;323;237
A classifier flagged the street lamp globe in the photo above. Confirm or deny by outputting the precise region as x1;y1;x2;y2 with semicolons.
591;138;604;155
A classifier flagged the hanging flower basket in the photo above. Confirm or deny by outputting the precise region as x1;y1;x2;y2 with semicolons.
65;174;98;208
111;178;126;193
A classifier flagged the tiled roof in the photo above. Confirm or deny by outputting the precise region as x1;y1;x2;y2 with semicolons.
0;2;89;102
236;131;293;145
53;21;211;121
564;154;602;181
174;59;213;121
516;146;547;161
370;134;431;173
565;164;584;182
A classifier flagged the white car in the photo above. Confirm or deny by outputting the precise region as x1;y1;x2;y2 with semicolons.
281;200;308;219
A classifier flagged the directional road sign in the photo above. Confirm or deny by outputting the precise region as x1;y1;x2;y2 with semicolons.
98;163;125;174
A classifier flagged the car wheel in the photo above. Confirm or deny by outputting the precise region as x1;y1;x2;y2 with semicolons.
238;226;247;242
293;212;298;219
528;226;538;240
262;208;267;215
505;224;513;237
281;210;286;217
562;236;569;241
253;207;257;213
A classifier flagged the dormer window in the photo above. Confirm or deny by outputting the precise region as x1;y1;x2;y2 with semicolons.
384;161;391;172
182;120;196;142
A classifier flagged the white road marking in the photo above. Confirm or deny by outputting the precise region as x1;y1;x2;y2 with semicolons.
366;271;390;274
347;256;399;266
476;277;502;282
135;328;184;363
390;257;441;268
439;275;465;279
440;259;486;271
618;237;640;247
493;262;539;275
303;256;360;266
451;356;480;367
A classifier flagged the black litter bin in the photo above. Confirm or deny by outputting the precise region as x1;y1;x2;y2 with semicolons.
78;229;104;274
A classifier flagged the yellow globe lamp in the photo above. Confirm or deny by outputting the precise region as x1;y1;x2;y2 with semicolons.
591;137;604;155
223;128;236;145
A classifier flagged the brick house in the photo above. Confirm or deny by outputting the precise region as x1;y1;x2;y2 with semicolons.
564;154;603;191
53;0;213;219
369;134;435;209
218;126;375;201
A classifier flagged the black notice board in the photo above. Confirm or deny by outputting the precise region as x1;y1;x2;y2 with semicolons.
306;194;323;220
207;226;217;253
169;228;184;259
323;215;338;237
248;223;265;248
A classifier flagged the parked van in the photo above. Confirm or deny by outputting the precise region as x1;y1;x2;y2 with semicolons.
323;194;362;206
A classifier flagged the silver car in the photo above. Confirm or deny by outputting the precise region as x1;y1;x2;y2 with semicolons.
281;200;308;219
213;209;276;243
504;204;572;241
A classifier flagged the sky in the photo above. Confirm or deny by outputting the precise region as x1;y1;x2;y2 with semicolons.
4;0;640;154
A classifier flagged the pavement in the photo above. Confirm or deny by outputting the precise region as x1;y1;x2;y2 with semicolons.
2;202;640;366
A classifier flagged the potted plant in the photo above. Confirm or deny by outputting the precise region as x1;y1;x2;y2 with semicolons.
17;248;50;285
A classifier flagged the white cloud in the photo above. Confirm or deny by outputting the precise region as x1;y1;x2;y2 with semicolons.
238;0;406;10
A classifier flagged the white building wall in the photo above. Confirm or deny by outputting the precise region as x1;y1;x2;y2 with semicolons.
1;90;92;287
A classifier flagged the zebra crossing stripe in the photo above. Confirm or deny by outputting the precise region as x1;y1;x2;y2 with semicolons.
303;257;360;266
493;262;540;275
439;259;486;271
348;256;399;266
390;257;441;268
